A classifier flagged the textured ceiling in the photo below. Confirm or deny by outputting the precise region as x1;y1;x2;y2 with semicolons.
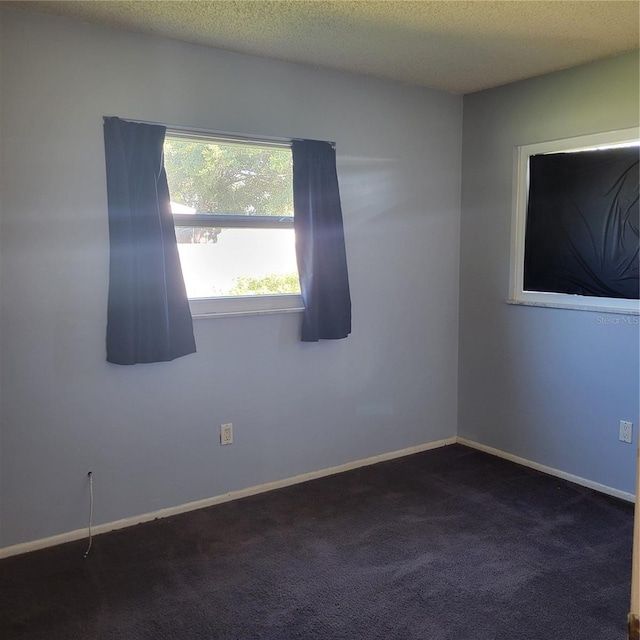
6;1;640;94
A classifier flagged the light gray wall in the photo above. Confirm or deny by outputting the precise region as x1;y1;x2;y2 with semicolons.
459;52;640;494
0;8;462;547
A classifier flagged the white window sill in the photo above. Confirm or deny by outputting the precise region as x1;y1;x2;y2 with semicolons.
189;294;304;319
192;306;304;320
505;298;640;315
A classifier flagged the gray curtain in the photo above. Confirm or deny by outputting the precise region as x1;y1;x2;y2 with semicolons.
103;116;196;365
292;140;351;341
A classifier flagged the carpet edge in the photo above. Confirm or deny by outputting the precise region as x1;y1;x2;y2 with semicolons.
457;437;635;503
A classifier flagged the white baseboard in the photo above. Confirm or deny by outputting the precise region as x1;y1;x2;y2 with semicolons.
457;437;635;503
0;437;456;560
3;435;630;560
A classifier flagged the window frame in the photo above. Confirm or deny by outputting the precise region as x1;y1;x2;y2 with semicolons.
508;127;640;314
165;128;303;318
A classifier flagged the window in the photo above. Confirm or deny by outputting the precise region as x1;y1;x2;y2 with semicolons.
509;128;639;314
164;130;303;317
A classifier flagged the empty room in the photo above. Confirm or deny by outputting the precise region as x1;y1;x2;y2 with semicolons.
0;2;639;639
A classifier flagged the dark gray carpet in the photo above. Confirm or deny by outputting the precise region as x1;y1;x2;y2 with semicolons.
0;444;633;639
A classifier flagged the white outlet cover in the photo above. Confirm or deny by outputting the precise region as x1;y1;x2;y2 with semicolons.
619;420;633;444
220;423;233;445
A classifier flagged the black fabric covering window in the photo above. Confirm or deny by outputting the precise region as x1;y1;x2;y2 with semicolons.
524;146;639;299
292;140;351;341
103;117;196;365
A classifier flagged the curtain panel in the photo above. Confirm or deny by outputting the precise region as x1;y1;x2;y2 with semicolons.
292;139;352;342
103;116;196;365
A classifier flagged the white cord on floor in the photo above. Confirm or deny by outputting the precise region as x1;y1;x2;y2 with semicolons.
84;471;93;558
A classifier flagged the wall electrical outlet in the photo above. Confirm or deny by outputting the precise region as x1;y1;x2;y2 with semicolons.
619;420;633;444
220;423;233;445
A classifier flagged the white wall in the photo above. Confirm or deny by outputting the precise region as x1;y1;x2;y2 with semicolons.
0;8;462;548
459;52;640;494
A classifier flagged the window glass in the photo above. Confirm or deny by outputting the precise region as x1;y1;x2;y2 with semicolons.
164;133;301;313
176;227;299;298
165;137;293;217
